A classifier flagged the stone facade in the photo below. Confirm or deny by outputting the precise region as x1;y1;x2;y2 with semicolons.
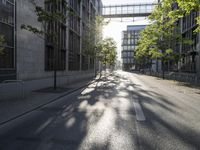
0;0;102;100
16;0;48;80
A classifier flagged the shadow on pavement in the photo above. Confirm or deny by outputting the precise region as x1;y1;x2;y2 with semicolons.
0;72;199;150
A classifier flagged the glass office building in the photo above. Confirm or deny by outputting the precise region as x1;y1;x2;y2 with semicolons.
180;11;199;73
121;25;146;71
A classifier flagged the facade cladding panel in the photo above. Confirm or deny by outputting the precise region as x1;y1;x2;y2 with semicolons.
121;25;146;71
0;0;101;81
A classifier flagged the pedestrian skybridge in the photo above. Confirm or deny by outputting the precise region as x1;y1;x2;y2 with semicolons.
102;3;157;18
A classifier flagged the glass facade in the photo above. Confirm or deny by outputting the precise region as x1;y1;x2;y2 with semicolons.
102;3;156;17
45;0;67;71
121;25;145;71
68;0;81;71
82;0;96;70
0;0;16;81
68;0;97;71
181;11;199;73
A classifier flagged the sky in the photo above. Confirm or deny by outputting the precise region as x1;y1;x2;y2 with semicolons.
101;0;156;61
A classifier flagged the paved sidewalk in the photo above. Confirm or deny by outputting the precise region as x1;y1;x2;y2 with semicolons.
0;77;98;125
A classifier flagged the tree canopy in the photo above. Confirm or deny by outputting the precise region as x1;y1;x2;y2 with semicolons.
172;0;200;32
21;0;71;39
136;0;177;62
135;0;199;64
96;38;117;67
82;16;109;58
135;0;199;78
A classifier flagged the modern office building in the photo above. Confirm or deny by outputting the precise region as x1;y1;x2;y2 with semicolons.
0;0;102;83
121;25;146;71
169;3;200;75
180;11;200;74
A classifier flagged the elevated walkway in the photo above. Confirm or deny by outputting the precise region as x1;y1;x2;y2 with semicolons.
102;3;157;18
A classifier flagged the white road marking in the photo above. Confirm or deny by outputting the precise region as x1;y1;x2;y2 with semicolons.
133;98;146;121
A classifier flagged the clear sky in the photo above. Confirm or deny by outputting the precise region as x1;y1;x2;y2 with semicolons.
102;0;156;61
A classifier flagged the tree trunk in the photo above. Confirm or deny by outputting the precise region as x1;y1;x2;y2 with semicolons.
54;69;57;90
94;57;96;77
149;59;152;76
99;62;102;78
162;59;165;79
53;44;58;90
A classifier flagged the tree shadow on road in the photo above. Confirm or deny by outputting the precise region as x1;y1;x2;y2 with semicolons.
0;72;200;150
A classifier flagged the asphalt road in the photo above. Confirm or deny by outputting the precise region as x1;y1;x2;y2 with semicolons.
0;70;200;150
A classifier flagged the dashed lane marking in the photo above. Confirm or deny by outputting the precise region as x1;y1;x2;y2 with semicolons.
133;98;146;121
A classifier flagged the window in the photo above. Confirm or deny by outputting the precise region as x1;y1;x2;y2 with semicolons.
45;0;66;71
0;0;15;69
68;31;80;71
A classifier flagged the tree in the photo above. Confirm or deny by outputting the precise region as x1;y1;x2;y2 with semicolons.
135;0;195;79
82;16;109;75
136;19;178;78
96;38;117;72
21;0;71;90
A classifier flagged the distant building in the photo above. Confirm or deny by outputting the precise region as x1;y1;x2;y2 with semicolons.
121;25;146;71
0;0;102;83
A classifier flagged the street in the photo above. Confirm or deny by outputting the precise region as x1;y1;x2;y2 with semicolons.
0;70;200;150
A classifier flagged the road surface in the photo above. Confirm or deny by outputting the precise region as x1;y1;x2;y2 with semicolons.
0;70;200;150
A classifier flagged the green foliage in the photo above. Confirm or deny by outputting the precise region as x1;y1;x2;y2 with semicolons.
195;16;200;32
83;16;109;57
169;0;200;32
135;0;199;66
176;0;200;14
96;38;117;66
21;24;44;37
0;35;5;53
21;0;70;39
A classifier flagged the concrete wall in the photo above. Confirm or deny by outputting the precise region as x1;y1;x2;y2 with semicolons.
17;0;46;80
16;0;71;80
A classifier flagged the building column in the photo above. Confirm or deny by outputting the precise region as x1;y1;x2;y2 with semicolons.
79;0;83;71
197;33;200;77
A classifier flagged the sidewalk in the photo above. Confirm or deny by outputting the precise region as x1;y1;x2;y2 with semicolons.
0;77;99;125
